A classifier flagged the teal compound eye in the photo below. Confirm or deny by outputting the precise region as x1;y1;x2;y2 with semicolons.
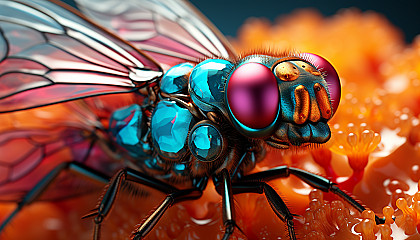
188;121;225;162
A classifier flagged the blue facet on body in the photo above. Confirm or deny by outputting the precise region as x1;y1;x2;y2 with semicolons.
144;157;166;173
109;104;149;158
188;123;223;162
160;62;194;94
151;100;195;160
189;59;233;112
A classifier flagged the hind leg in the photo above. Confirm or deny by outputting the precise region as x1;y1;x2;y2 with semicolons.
85;168;208;240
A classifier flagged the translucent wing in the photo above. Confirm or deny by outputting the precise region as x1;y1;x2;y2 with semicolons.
0;125;116;201
0;0;163;113
0;103;90;201
0;94;135;201
73;0;238;70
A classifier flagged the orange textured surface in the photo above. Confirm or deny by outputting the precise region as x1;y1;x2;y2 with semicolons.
2;8;420;240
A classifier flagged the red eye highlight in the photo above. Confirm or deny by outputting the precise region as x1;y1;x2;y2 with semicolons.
227;62;279;129
300;53;341;115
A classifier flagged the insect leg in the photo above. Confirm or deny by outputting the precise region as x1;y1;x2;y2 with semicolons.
131;176;207;240
83;168;178;240
0;161;108;233
238;166;386;224
230;151;249;179
86;168;206;240
213;169;238;240
230;182;297;240
288;167;386;224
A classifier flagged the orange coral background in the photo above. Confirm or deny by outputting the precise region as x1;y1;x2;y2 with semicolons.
2;8;420;240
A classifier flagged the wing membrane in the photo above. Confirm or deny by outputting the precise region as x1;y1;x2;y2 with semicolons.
74;0;238;69
0;126;112;201
0;95;129;201
0;0;163;113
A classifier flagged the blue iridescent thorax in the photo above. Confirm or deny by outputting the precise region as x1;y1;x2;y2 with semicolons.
151;100;195;161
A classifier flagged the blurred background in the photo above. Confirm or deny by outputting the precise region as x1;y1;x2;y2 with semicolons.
189;0;420;43
62;0;420;43
2;1;420;239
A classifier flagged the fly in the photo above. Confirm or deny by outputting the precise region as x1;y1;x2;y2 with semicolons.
0;0;384;239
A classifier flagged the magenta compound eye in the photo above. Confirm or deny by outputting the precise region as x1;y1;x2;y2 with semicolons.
227;62;279;131
300;53;341;115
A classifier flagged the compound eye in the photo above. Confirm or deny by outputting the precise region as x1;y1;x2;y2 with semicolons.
300;53;341;115
227;62;279;130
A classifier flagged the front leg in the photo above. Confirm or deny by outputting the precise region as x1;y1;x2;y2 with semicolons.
231;181;297;240
214;169;240;240
239;166;386;224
